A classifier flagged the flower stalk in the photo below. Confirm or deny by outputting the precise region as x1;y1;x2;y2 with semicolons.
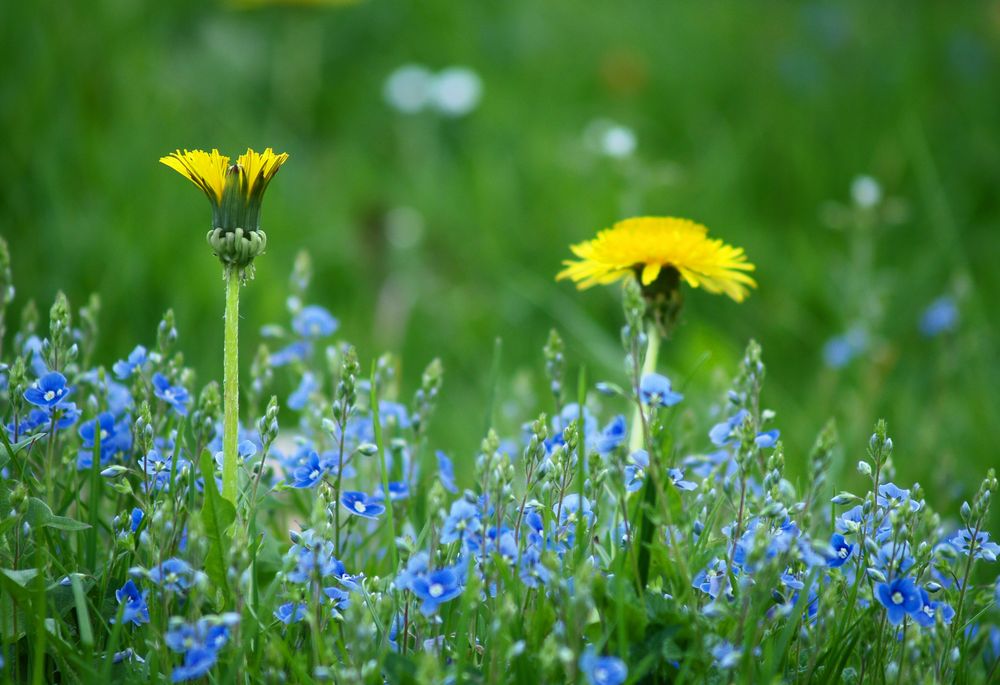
222;268;241;503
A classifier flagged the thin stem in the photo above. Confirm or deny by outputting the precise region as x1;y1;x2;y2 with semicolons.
222;269;241;504
628;324;659;453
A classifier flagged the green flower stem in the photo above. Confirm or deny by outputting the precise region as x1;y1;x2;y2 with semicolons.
628;321;660;452
221;269;240;504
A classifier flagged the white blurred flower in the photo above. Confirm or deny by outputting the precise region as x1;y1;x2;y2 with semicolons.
430;67;482;117
383;64;434;113
584;119;637;158
850;175;881;209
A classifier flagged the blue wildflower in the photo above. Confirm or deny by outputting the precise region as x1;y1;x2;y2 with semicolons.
293;305;339;338
114;580;149;626
152;373;190;416
557;494;595;528
341;491;386;520
436;451;458;493
579;647;627;685
624;450;648;492
875;577;922;625
286;533;346;583
269;340;311;367
709;410;748;447
290;450;328;488
712;641;742;669
113;345;148;379
274;603;308;624
288;371;317;411
130;507;144;533
440;500;481;546
595;415;627;453
639;373;683;407
24;371;72;408
146;558;197;593
669;467;697;491
375;481;409;502
826;533;855;568
877;483;921;513
165;617;235;683
693;558;731;599
754;429;780;449
913;588;954;628
410;566;463;615
142;448;192;492
77;412;132;470
822;326;868;368
324;586;350;613
950;529;1000;562
920;296;958;337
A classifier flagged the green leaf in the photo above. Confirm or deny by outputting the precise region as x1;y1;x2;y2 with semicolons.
27;497;90;531
0;567;40;588
199;450;235;608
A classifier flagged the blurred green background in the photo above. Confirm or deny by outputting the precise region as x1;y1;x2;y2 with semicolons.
2;0;999;507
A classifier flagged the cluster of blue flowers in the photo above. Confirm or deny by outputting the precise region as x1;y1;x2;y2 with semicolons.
2;256;998;684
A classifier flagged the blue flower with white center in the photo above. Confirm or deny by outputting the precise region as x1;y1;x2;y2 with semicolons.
375;481;409;502
293;305;339;338
410;566;463;615
341;491;386;520
77;412;133;470
623;449;648;492
142;448;192;492
669;468;697;491
146;558;197;593
379;401;411;429
24;371;72;408
913;588;954;628
875;577;922;625
519;545;550;588
639;373;683;407
269;340;311;367
114;580;149;626
274;603;308;624
286;534;346;583
290;450;327;488
711;641;742;670
579;647;627;685
693;558;730;599
709;410;749;447
877;483;921;512
556;494;595;528
950;529;1000;562
595;415;627;454
441;499;482;545
113;345;148;379
165;617;234;683
323;586;350;613
920;296;958;337
826;533;855;568
152;373;190;416
436;451;458;493
288;371;317;411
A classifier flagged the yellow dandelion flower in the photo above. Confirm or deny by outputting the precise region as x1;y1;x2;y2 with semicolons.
557;216;756;303
160;147;289;272
159;149;230;205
